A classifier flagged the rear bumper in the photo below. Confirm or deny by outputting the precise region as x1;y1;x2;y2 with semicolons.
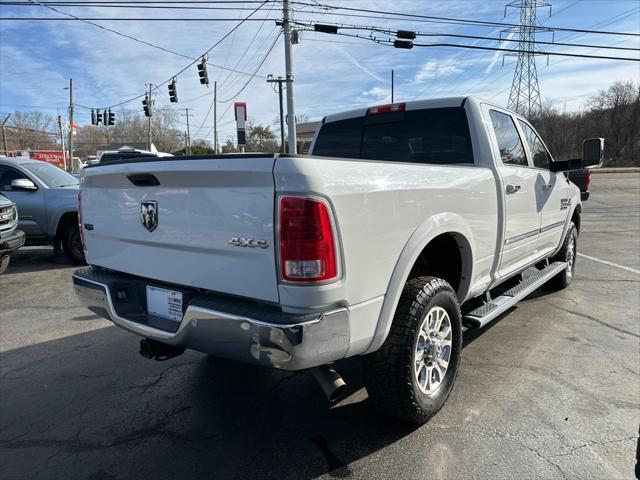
0;230;25;255
72;267;349;370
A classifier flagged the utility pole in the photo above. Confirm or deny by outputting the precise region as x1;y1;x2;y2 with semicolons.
213;81;218;154
267;75;286;153
391;69;394;103
147;84;153;150
67;78;74;172
1;114;10;156
282;0;297;154
57;115;66;170
182;108;193;155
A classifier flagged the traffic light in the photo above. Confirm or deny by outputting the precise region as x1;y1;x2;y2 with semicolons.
108;109;115;126
142;95;151;117
168;78;178;103
91;109;97;125
96;110;103;125
103;109;108;126
197;57;209;86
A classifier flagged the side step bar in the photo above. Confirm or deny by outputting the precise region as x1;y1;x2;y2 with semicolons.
464;261;567;329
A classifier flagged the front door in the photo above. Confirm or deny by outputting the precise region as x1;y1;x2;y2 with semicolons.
487;109;543;277
0;165;46;237
518;120;570;256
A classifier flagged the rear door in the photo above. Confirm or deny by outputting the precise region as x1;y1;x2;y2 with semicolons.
81;156;280;303
518;120;570;255
486;109;543;277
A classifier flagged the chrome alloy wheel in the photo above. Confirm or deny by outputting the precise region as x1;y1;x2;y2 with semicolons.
566;233;576;279
414;306;453;395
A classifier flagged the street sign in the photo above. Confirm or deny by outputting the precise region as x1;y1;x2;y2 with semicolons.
234;102;247;146
72;121;77;136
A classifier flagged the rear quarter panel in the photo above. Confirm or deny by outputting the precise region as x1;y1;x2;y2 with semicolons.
274;156;499;354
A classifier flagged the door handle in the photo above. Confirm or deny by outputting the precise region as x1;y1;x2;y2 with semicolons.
506;184;521;194
542;183;553;190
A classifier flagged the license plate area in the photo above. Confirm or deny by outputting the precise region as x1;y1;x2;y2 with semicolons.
146;285;183;322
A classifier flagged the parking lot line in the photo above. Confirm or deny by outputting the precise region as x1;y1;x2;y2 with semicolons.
577;252;640;275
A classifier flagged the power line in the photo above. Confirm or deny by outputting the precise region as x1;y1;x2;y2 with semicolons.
290;1;640;37
217;2;278;91
1;16;281;20
102;0;271;109
4;2;267;9
293;20;640;52
19;0;271;79
303;29;640;62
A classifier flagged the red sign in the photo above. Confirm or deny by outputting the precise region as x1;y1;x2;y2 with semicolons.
29;151;66;169
72;121;77;136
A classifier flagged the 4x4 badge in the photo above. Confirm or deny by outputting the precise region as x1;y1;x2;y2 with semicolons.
140;201;158;232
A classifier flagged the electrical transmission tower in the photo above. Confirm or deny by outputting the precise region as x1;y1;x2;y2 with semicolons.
504;0;552;117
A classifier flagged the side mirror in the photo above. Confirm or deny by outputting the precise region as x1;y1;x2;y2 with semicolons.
582;138;604;169
11;178;37;191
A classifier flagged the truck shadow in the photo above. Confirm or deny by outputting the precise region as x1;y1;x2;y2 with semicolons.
0;286;558;479
0;327;413;480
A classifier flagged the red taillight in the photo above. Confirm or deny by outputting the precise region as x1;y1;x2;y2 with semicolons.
366;102;405;115
585;170;591;189
78;191;84;250
279;196;338;283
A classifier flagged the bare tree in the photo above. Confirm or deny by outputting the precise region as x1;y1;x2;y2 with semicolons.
1;111;58;151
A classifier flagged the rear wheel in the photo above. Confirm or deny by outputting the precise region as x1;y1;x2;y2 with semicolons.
363;276;462;424
62;222;85;264
549;222;577;290
0;254;10;274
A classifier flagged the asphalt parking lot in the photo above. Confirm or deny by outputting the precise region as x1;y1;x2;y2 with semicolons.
1;173;638;480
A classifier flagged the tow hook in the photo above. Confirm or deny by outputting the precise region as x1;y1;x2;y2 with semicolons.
139;338;185;361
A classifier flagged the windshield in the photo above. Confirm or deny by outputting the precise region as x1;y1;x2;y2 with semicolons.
313;107;474;165
22;162;79;188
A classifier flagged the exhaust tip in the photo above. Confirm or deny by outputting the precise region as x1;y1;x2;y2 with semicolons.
328;382;347;403
310;365;347;403
138;338;184;361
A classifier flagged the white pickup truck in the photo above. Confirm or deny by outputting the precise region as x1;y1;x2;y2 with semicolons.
73;97;602;424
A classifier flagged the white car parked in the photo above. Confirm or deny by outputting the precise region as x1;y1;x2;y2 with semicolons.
72;97;602;423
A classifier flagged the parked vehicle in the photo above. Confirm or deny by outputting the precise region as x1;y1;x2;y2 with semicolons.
568;169;591;201
0;193;25;274
0;157;84;263
72;97;602;423
97;148;173;164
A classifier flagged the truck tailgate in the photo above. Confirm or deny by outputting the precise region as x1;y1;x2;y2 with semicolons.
81;156;279;303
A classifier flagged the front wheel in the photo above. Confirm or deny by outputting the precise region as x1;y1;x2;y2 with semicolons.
363;276;462;424
62;222;85;264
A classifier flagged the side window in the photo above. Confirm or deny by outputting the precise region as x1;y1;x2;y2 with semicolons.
312;117;363;158
0;166;27;191
489;110;528;167
518;121;552;170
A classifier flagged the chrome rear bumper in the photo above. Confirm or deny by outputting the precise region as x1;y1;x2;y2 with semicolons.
72;267;349;370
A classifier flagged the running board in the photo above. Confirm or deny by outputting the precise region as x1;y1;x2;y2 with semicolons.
464;261;567;329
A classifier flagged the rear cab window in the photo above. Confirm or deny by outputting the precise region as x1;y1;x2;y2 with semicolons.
313;107;474;165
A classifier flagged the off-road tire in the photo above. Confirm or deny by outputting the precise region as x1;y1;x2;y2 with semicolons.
62;222;85;264
548;222;577;290
363;276;462;424
0;254;10;274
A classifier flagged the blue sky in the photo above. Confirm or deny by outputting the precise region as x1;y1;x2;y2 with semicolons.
0;0;639;144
